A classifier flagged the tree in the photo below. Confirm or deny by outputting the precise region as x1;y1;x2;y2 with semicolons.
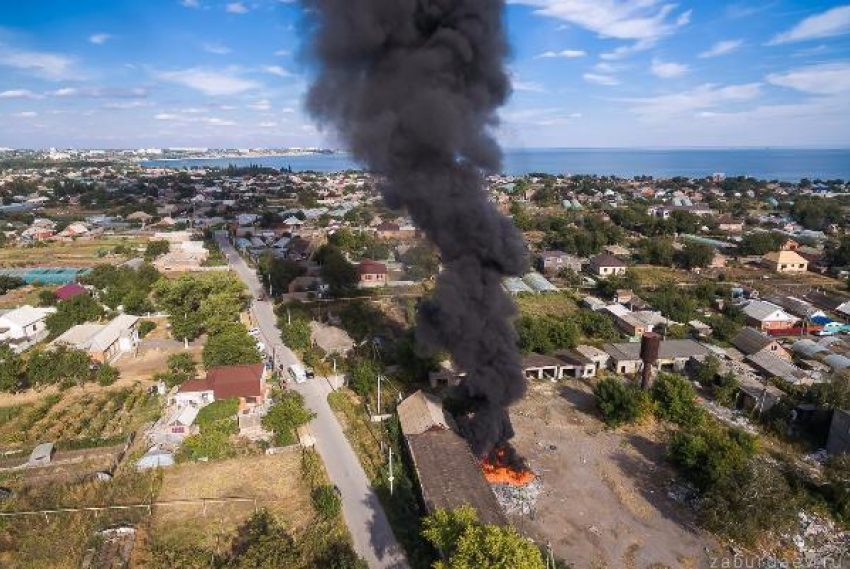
258;253;307;295
675;242;714;270
422;506;545;569
45;294;103;338
651;373;705;427
96;363;119;386
516;315;578;355
0;275;24;295
319;246;358;297
346;357;382;397
37;289;57;307
403;244;440;280
144;240;170;261
178;429;235;461
0;345;27;392
221;509;302;569
593;377;653;427
280;319;312;353
27;346;92;388
202;323;262;369
639;238;675;266
261;391;316;445
154;273;248;342
739;232;783;256
815;371;850;410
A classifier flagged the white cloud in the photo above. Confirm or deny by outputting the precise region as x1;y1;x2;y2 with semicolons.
0;47;80;81
262;65;291;77
600;38;655;60
768;5;850;45
766;62;850;95
650;58;688;78
49;86;148;98
274;49;291;57
89;33;112;45
512;79;547;92
583;73;619;86
508;0;690;40
626;82;762;120
0;89;42;100
180;0;200;7
226;2;249;14
103;101;154;110
203;42;232;55
502;107;583;127
259;121;278;128
203;117;236;126
155;113;181;121
159;67;261;96
249;99;272;111
12;111;38;118
698;39;743;58
535;49;586;59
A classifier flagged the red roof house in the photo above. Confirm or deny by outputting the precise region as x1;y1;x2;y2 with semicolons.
358;260;387;289
175;363;267;410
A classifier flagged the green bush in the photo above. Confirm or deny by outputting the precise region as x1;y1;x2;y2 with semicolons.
311;485;342;519
96;363;119;386
651;373;705;427
699;459;800;544
668;423;757;491
262;391;315;446
177;429;235;462
139;320;157;338
196;398;239;435
593;377;653;427
825;454;850;524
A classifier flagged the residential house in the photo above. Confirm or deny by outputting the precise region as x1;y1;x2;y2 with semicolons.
763;294;824;321
603;339;710;375
357;260;387;289
174;363;268;412
717;216;744;233
741;300;799;332
730;327;791;360
588;254;627;279
575;345;610;374
746;351;813;386
762;250;808;274
554;349;596;379
52;314;140;363
0;305;56;352
538;250;583;275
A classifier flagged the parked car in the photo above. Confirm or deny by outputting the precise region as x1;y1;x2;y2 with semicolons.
305;367;315;379
248;328;261;337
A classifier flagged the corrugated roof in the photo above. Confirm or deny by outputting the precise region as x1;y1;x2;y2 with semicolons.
823;354;850;372
522;272;558;293
604;339;709;361
407;429;506;527
397;391;450;437
792;339;828;359
731;327;774;355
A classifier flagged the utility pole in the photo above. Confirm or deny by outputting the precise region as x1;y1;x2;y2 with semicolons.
388;447;394;496
377;374;382;416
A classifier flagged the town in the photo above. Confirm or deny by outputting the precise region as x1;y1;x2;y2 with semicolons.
0;154;847;568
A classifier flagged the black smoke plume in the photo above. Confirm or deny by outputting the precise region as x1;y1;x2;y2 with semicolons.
300;0;528;456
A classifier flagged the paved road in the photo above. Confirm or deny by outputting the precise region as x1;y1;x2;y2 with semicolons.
216;232;409;569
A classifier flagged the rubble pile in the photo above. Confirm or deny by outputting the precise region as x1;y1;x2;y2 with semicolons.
762;512;849;568
492;476;543;516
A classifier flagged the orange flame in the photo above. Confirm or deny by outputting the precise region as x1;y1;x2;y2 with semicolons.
481;448;536;487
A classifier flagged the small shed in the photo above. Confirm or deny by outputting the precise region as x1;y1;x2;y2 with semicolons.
28;442;54;466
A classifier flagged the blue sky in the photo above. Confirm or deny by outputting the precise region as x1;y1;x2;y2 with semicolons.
1;0;849;149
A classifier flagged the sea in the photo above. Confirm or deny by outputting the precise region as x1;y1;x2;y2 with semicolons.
142;148;850;182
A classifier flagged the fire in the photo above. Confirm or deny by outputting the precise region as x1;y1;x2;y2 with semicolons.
481;447;536;487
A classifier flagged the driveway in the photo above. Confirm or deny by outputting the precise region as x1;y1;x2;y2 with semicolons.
216;232;409;569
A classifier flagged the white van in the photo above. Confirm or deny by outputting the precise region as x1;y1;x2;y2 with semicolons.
288;364;308;384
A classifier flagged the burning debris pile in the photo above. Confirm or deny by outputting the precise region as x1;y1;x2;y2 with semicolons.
482;445;541;516
301;0;528;459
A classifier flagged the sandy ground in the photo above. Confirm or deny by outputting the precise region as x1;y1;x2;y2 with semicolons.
509;380;723;569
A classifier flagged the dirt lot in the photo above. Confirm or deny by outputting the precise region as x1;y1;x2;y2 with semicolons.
509;380;722;569
116;337;204;382
148;450;314;552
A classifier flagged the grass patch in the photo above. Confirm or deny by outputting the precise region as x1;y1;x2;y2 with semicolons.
516;291;579;318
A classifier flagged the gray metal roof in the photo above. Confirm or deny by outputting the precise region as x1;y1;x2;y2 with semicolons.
823;354;850;372
792;339;828;359
603;339;709;362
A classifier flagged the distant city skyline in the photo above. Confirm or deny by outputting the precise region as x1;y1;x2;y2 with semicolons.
1;0;849;148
